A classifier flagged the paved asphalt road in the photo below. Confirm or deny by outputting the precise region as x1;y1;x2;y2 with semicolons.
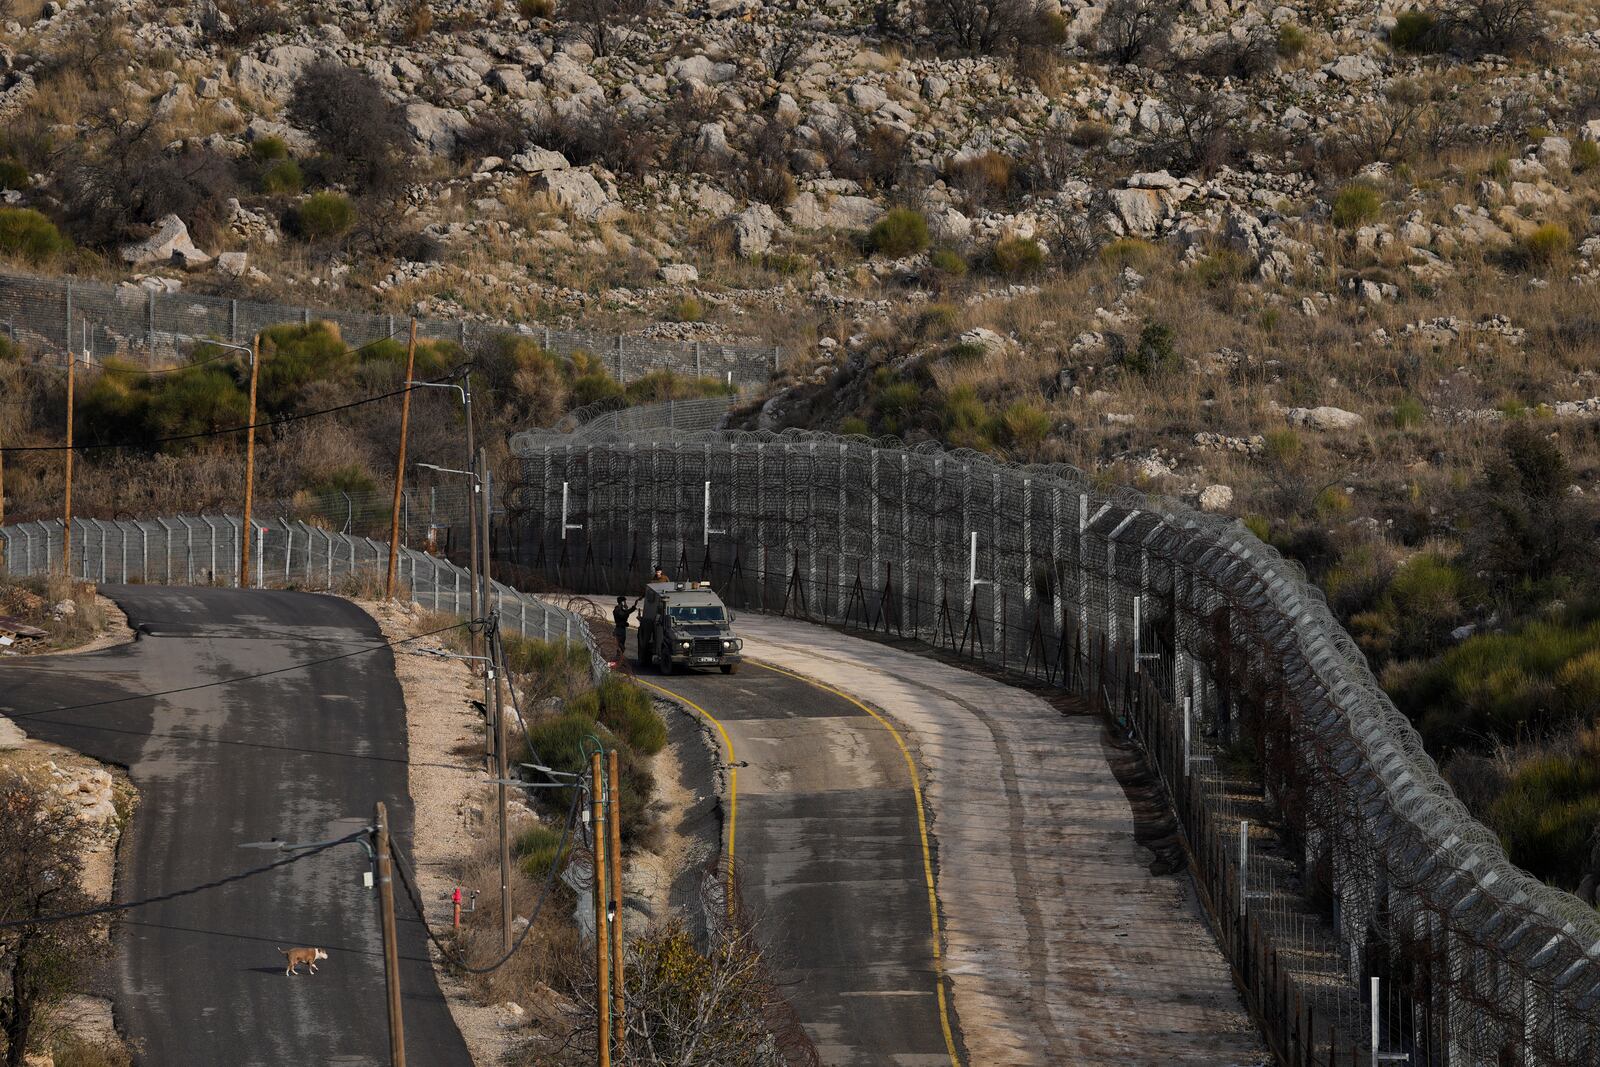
0;586;471;1067
640;660;960;1067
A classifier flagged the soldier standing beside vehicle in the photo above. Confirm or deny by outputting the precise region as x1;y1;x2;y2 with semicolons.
613;595;639;658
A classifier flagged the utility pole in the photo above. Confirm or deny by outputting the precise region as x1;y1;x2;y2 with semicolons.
479;448;494;763
608;748;625;1055
492;620;512;954
385;319;418;599
0;431;7;571
592;751;611;1067
374;801;407;1067
62;349;74;577
239;333;261;589
464;379;479;653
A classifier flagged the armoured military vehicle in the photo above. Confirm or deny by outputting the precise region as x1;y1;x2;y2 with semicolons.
638;581;742;674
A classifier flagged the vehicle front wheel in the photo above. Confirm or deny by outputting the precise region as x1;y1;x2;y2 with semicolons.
720;663;739;675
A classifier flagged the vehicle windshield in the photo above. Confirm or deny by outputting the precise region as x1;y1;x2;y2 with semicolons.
667;604;725;623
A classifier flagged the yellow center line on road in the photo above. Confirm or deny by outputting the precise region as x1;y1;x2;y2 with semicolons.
633;676;737;912
747;659;964;1067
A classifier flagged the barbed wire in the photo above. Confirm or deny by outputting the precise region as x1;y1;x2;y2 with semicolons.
515;419;1600;1066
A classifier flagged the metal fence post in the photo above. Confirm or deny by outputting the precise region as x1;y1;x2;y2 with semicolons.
148;289;156;350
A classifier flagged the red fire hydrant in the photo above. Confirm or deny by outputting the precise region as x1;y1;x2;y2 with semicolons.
452;886;462;930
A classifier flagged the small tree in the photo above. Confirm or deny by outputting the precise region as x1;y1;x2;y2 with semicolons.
0;771;109;1067
1464;422;1588;595
615;920;796;1067
1096;0;1174;65
289;62;413;194
1445;0;1545;56
563;0;651;58
924;0;1048;54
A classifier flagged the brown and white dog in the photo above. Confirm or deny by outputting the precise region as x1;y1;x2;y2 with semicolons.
278;947;328;976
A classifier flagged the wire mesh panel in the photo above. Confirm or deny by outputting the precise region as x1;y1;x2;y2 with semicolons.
0;270;778;386
511;424;1600;1067
0;515;607;680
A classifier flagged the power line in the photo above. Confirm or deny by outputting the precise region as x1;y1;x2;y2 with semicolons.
388;762;583;975
1;619;472;724
29;329;407;378
2;338;450;455
1;381;424;454
0;828;368;930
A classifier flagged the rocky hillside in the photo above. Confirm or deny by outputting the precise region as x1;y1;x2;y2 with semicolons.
3;0;1600;892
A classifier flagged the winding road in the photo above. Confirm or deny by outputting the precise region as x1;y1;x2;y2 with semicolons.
639;661;962;1067
0;586;470;1067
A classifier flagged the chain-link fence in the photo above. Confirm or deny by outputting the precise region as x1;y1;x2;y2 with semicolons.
531;393;739;439
0;514;607;679
0;270;782;388
511;426;1600;1067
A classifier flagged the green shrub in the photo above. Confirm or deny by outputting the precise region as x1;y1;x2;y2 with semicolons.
1125;321;1177;375
940;386;995;451
875;378;921;422
514;823;571;880
1517;222;1571;268
0;207;69;264
1391;395;1426;429
500;635;593;702
943;341;988;365
570;675;667;755
990;235;1044;278
1484;729;1600;889
928;247;968;278
997;402;1052;451
250;135;290;163
668;295;704;323
144;364;250;443
259;158;304;195
256;322;354;411
1276;23;1309;57
1332;183;1382;228
1099;237;1160;269
0;158;31;190
519;0;554;16
915;303;962;338
1573;139;1600;173
358;335;462;380
864;207;930;257
0;333;16;362
1390;10;1445;53
1191;248;1253;288
289;191;355;241
762;251;810;276
1386;616;1600;754
838;415;870;436
622;368;736;405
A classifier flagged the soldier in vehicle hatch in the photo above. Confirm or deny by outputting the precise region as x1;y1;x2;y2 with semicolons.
613;594;639;658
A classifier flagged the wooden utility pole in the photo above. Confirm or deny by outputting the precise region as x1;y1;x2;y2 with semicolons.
608;748;625;1054
374;801;407;1067
464;382;479;649
592;752;611;1067
492;620;512;953
479;448;494;763
385;319;418;599
239;334;261;589
62;351;74;577
1;434;7;571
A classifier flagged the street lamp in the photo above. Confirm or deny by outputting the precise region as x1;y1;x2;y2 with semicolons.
409;372;479;658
